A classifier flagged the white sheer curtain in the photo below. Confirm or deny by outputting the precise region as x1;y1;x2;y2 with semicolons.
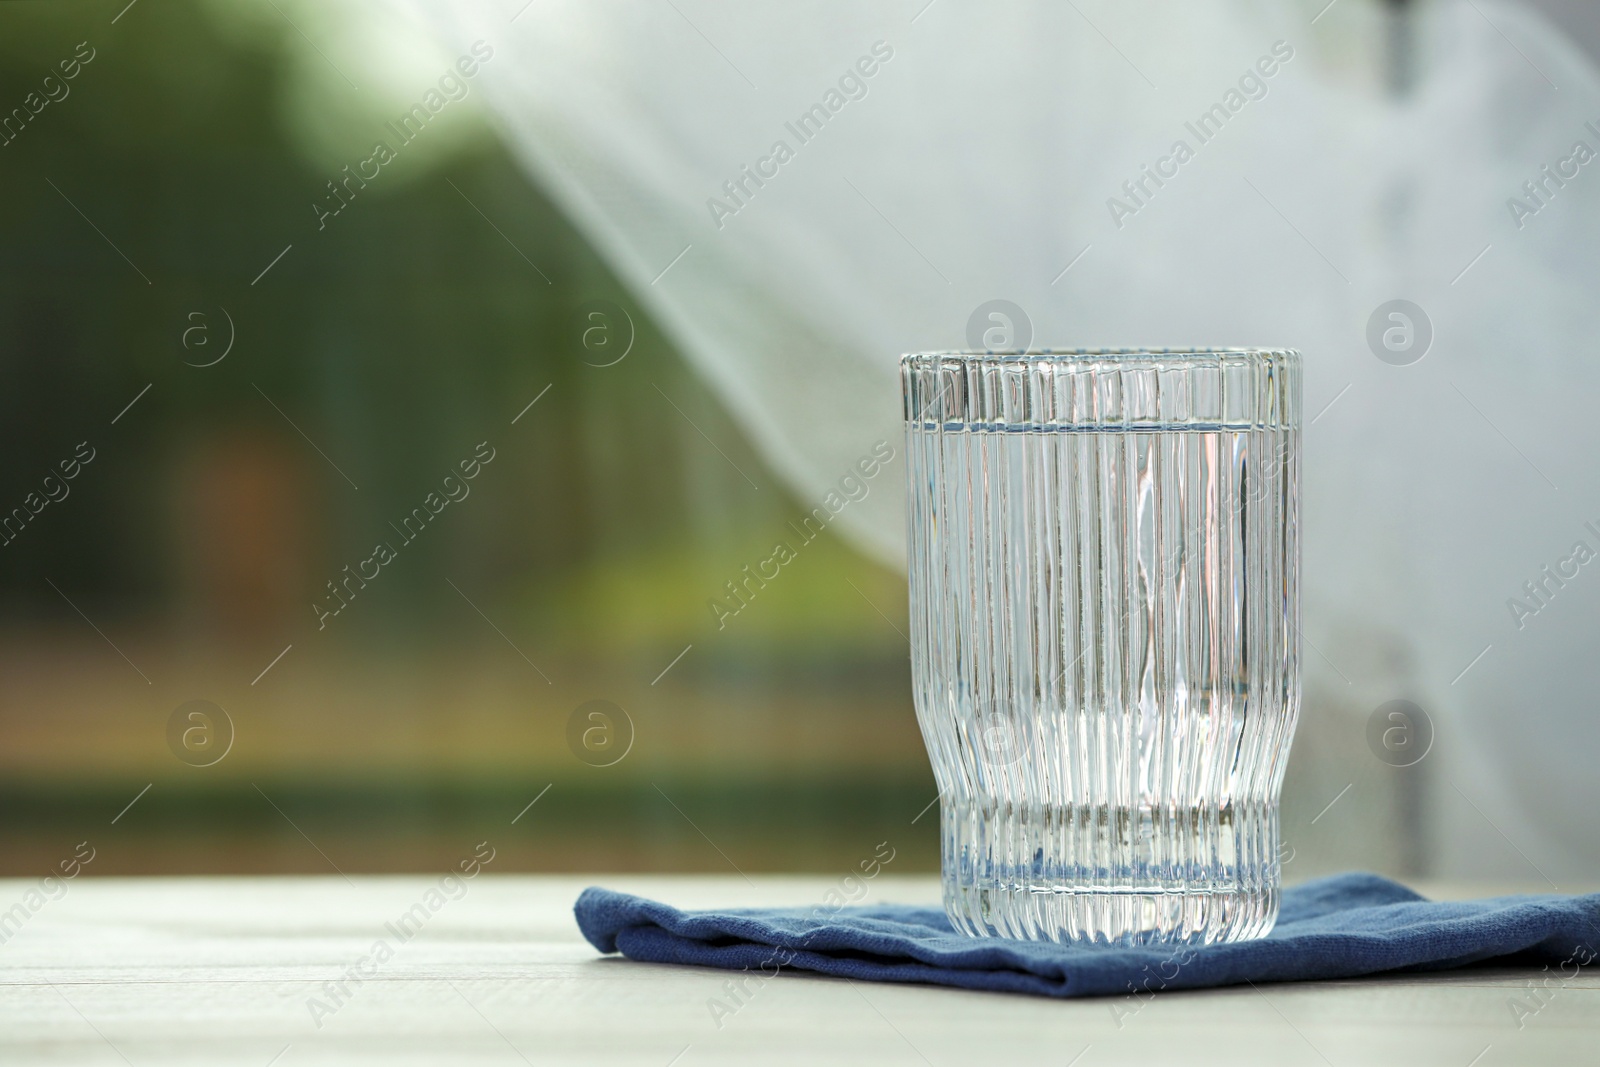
402;0;1600;881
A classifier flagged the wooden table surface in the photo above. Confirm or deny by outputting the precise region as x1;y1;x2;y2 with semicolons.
1;874;1593;1065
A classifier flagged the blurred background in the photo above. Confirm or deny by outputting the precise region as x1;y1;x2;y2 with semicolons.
0;0;926;878
4;0;1599;884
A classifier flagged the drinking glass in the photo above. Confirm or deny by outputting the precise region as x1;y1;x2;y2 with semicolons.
903;348;1301;946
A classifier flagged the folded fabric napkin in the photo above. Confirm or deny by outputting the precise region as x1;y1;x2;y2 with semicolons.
575;873;1600;998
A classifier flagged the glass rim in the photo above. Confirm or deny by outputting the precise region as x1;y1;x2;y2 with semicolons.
901;347;1302;429
901;347;1299;364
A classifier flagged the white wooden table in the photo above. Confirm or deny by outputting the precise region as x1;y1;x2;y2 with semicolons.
1;875;1593;1065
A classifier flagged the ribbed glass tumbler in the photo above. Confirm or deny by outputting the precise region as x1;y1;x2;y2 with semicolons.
903;348;1301;946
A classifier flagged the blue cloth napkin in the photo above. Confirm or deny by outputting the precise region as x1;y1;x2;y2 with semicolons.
574;873;1600;998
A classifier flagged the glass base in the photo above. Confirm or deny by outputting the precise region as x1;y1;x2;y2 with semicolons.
941;798;1281;946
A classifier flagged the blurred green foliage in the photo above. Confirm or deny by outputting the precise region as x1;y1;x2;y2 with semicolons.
0;0;931;875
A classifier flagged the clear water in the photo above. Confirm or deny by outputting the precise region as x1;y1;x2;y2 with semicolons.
906;413;1300;946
